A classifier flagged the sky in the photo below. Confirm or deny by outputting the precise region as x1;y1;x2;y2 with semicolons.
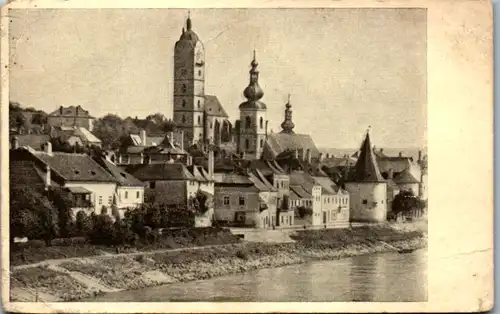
9;8;427;149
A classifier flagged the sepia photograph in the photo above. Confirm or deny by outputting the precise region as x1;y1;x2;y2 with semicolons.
1;0;493;313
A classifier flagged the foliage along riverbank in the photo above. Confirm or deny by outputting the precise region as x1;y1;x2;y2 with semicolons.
10;224;427;302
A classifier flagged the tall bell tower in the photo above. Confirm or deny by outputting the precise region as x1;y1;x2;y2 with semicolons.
173;13;206;149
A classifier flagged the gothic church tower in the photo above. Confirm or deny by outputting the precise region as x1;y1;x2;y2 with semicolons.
173;13;206;149
238;51;268;159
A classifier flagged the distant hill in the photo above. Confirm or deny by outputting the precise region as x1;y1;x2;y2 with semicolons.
318;147;427;160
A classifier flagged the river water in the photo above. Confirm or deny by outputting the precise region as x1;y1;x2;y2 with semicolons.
91;250;427;302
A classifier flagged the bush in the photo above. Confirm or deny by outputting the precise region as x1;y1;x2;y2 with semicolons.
297;206;313;218
87;214;114;245
235;250;248;260
75;211;92;236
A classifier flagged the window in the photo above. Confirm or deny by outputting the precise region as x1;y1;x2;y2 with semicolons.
223;196;230;205
210;122;213;129
150;181;156;189
328;198;330;203
198;116;201;124
239;196;245;206
98;196;103;205
381;200;384;204
259;117;263;129
182;84;187;93
197;100;201;108
198;70;202;76
137;191;140;199
245;116;252;128
281;216;283;224
245;139;249;150
260;139;263;148
182;99;186;107
362;199;368;205
275;181;279;188
125;191;128;199
108;196;113;204
182;115;186;123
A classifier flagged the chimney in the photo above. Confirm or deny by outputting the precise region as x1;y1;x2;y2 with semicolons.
187;155;193;166
60;106;63;114
44;164;51;189
44;142;53;156
380;148;384;154
418;150;422;163
388;168;394;179
306;149;311;164
326;153;330;159
140;129;147;146
398;152;403;157
208;147;215;180
11;136;19;150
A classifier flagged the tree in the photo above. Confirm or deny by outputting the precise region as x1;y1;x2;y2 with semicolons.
87;213;114;245
92;114;128;150
75;210;93;236
297;206;313;218
161;119;177;133
48;188;75;238
392;190;423;215
188;190;212;215
31;112;48;125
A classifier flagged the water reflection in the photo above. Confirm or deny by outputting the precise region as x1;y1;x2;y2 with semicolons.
91;250;427;302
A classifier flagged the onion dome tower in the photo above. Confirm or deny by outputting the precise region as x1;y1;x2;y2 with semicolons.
280;94;295;134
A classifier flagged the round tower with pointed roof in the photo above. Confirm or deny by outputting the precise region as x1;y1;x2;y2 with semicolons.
173;12;206;149
344;127;388;222
238;51;268;160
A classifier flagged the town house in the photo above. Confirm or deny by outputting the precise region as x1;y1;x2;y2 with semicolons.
10;138;118;217
47;105;95;131
248;169;280;228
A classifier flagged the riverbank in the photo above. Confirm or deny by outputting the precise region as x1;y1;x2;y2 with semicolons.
10;224;427;302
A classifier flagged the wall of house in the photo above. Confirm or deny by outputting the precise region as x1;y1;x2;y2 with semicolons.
345;182;387;222
117;186;144;209
214;186;260;225
311;185;322;226
64;182;117;215
321;194;350;225
48;117;93;130
255;190;278;229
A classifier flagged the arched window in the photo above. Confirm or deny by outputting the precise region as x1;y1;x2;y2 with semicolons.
182;84;187;93
245;116;252;128
245;139;249;149
260;117;263;129
197;116;201;124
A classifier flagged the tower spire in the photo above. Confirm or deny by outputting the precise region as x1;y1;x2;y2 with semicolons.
186;10;192;30
280;94;295;133
243;50;264;102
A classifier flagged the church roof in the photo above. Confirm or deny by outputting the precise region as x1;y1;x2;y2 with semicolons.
204;95;228;117
350;131;385;183
265;133;320;159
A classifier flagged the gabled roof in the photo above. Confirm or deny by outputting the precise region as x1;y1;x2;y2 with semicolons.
32;151;117;183
393;168;420;184
204;95;228;117
289;171;317;194
129;134;165;147
187;165;207;182
74;127;101;143
128;162;195;181
290;185;312;199
253;169;278;192
97;158;144;187
264;133;320;160
377;156;413;174
10;134;51;151
350;132;385;183
10;160;58;190
48;105;94;119
213;173;253;185
248;172;271;192
312;176;337;195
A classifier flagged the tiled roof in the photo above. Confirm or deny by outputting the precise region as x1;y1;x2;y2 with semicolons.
350;132;385;183
74;127;101;143
253;169;278;192
128;162;195;181
290;185;312;199
265;133;320;160
312;176;337;195
187;165;207;182
10;160;57;190
289;171;317;194
32;151;117;183
248;172;270;192
11;134;50;151
393;168;420;184
48;105;94;118
97;158;144;187
130;134;165;147
204;95;228;117
214;173;253;185
289;190;301;200
377;157;413;174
